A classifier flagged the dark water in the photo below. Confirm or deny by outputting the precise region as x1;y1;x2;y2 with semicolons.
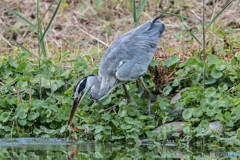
0;138;238;160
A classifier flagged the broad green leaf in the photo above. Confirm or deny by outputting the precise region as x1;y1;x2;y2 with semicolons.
127;107;137;117
33;128;42;135
95;125;103;133
218;82;228;92
185;57;199;66
163;85;172;96
18;119;27;126
8;57;18;68
200;120;209;128
111;120;119;127
224;112;231;120
205;87;216;97
19;111;27;119
121;124;132;130
182;108;192;120
216;61;227;71
101;114;111;121
28;112;39;121
211;67;223;79
99;96;111;105
124;117;135;125
165;56;180;67
0;112;11;122
208;55;219;65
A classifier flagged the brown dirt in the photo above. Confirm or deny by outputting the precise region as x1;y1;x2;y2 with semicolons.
0;0;240;61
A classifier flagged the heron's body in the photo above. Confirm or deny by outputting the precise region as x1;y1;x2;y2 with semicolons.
68;17;165;130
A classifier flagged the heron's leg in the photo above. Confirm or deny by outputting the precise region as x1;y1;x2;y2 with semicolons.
122;84;131;105
138;77;152;114
136;80;144;93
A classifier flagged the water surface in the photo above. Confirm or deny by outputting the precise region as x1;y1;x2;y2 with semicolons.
0;138;238;159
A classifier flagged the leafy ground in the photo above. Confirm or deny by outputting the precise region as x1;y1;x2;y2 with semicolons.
0;0;240;150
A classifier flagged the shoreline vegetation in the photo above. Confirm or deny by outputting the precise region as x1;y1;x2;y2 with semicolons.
0;0;239;150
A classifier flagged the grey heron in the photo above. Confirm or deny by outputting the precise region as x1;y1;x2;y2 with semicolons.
68;16;165;131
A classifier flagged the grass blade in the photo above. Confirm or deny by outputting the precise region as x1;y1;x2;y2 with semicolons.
0;3;38;30
183;24;202;46
206;0;234;29
40;0;56;24
132;0;137;27
37;0;47;58
136;0;146;20
6;33;38;59
154;9;200;23
39;0;61;43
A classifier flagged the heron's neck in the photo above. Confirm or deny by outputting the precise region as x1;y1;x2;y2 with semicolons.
87;75;109;101
87;75;123;101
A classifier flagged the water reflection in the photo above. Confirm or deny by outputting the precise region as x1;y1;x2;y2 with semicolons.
0;138;238;159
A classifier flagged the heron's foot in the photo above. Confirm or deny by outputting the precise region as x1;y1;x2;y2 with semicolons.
68;123;79;132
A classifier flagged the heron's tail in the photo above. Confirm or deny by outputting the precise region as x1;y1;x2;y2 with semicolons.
150;15;164;29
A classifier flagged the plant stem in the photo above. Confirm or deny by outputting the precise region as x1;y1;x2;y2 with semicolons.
202;0;206;90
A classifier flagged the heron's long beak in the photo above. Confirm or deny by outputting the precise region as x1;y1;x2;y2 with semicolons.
67;94;83;131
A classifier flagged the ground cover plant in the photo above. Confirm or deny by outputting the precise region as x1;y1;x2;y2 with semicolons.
0;0;240;152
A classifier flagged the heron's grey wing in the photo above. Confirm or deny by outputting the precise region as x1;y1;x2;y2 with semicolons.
99;19;165;83
115;60;147;81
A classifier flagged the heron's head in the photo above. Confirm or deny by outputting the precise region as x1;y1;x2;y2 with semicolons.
68;75;95;126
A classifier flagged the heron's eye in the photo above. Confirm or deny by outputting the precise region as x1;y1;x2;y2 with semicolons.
75;77;87;96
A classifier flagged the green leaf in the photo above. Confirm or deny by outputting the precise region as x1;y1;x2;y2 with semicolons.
33;128;42;135
183;24;202;46
99;96;111;105
127;107;137;117
136;0;146;20
18;119;27;126
124;117;135;125
205;87;216;97
208;55;219;65
0;3;37;30
182;108;192;120
74;60;87;72
95;125;103;133
121;124;132;130
40;0;56;23
8;57;19;68
165;56;180;67
163;85;172;96
211;67;223;79
216;61;227;71
101;114;111;121
218;82;228;92
5;33;38;59
19;111;27;119
206;0;234;29
154;9;200;23
39;0;62;43
200;120;209;128
224;112;231;120
0;112;11;122
111;120;119;127
185;57;199;66
28;112;39;121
